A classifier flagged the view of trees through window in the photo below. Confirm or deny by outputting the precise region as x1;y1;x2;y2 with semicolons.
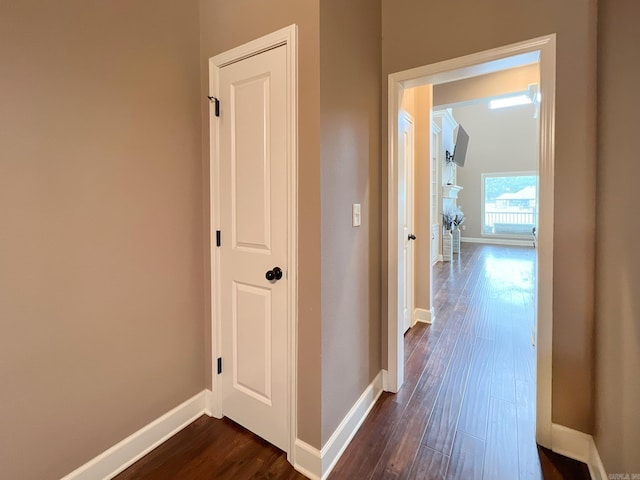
483;174;538;235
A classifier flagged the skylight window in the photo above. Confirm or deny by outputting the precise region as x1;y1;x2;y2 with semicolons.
489;94;533;110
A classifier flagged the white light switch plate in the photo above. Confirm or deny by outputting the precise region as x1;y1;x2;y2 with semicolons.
352;204;361;227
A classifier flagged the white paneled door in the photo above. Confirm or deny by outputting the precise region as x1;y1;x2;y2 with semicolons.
399;112;415;332
218;45;288;451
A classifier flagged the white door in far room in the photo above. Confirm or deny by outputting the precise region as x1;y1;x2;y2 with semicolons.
218;45;288;451
399;111;415;332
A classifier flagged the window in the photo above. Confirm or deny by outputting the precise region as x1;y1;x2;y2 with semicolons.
482;172;538;236
489;94;532;109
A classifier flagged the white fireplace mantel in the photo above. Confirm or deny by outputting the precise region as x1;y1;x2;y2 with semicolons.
443;184;463;199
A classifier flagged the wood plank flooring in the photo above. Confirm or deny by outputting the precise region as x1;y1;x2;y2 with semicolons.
114;244;590;480
114;415;306;480
330;244;589;480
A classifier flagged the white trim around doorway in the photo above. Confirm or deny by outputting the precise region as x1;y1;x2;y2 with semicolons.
386;34;556;448
208;24;299;464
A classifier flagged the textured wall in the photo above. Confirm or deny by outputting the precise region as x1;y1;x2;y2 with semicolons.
320;0;382;445
0;2;204;478
594;0;640;473
382;0;597;433
414;86;434;313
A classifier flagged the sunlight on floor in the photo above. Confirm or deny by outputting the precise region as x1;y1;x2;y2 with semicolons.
484;250;535;291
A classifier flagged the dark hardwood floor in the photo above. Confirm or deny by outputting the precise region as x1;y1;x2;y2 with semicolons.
114;415;306;480
115;244;590;480
330;244;589;480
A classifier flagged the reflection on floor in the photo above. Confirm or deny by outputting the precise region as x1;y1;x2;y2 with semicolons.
330;243;589;479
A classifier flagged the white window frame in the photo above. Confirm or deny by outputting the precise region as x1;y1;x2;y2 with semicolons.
481;171;538;238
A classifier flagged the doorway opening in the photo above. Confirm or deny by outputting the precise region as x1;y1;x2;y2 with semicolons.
386;35;555;448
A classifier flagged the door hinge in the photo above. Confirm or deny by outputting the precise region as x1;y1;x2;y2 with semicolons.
216;230;221;247
208;96;220;117
217;357;222;374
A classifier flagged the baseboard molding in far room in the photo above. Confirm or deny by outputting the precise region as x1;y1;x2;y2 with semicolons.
60;391;210;480
295;370;384;480
550;423;608;480
461;236;533;247
413;308;434;325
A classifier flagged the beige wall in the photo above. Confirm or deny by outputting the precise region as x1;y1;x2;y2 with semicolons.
4;3;624;475
199;0;323;447
594;0;640;473
382;0;597;433
320;0;382;445
433;64;539;108
452;102;538;239
414;86;433;313
0;2;204;479
401;86;417;117
403;86;434;313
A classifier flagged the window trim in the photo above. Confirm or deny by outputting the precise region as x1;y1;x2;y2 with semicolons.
480;170;538;238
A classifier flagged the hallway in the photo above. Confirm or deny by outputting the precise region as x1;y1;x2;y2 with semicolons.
114;244;589;480
330;243;587;479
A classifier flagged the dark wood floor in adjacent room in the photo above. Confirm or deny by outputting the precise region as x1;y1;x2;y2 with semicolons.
115;244;590;480
330;244;589;480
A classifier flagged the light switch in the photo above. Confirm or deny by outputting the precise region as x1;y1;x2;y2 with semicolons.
352;204;361;227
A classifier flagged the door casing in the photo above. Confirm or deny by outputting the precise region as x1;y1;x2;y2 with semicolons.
386;34;556;448
209;24;298;461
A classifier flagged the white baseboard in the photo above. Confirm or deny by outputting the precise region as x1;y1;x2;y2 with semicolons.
294;371;384;480
382;369;390;391
551;423;608;480
60;391;210;480
551;423;591;463
320;370;383;478
60;377;387;480
588;437;608;480
203;389;215;417
293;439;322;480
461;236;532;247
414;308;433;325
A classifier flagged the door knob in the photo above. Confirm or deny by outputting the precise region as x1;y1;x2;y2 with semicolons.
265;267;283;281
408;234;416;241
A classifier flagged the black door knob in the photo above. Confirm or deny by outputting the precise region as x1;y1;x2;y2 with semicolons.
273;267;283;280
408;234;416;241
265;267;283;281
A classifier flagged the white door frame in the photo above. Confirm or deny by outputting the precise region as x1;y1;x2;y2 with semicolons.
209;24;298;461
386;34;556;448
